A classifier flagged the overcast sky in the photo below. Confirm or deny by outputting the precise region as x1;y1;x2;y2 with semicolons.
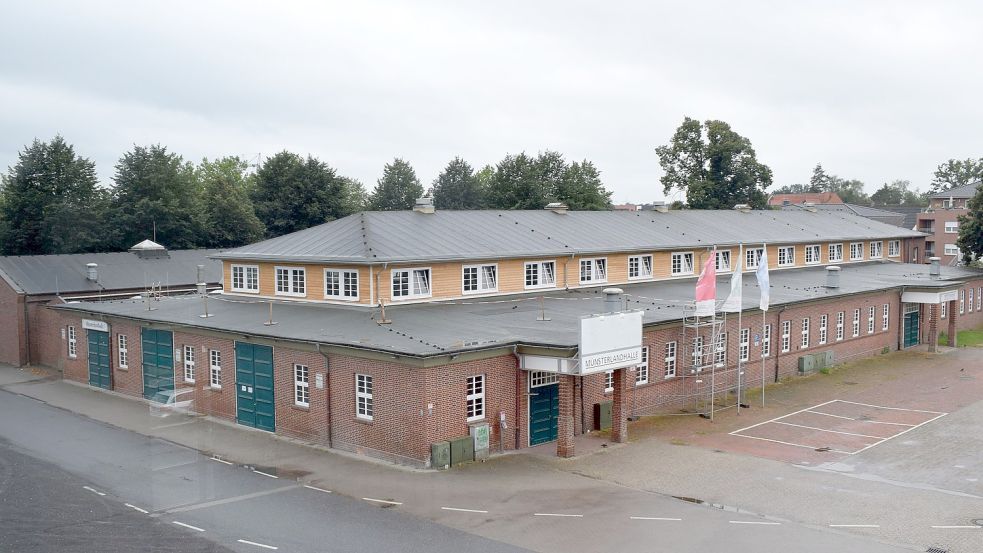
2;1;981;204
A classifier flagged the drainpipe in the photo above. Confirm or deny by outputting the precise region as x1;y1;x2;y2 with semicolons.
563;254;574;289
316;344;333;448
512;346;521;451
897;287;906;351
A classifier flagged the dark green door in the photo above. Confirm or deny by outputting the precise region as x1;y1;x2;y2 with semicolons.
529;383;559;445
142;328;174;401
903;310;920;348
87;330;111;390
235;342;275;432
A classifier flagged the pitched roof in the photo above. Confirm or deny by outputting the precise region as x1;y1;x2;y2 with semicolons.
767;192;843;206
780;203;909;228
929;181;981;199
213;209;924;265
0;249;224;296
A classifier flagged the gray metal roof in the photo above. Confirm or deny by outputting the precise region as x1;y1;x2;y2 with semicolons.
55;262;980;358
0;249;224;296
213;209;924;265
929;181;981;199
780;203;908;228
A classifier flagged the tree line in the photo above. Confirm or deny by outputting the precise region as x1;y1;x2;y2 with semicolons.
0;137;612;256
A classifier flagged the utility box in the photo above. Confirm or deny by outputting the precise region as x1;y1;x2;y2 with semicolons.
822;350;834;367
797;354;816;374
812;352;827;371
593;401;613;431
431;441;450;470
449;435;474;466
470;423;490;461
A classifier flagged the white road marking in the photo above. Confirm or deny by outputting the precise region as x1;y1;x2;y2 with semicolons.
727;433;854;454
172;521;205;532
534;513;584;518
829;524;880;528
167;486;297;513
124;503;149;514
930;525;981;529
82;486;106;496
728;520;781;525
210;457;234;465
771;420;889;440
252;469;278;479
807;410;915;426
362;497;402;506
630;516;682;521
851;412;948;455
237;539;278;550
152;419;198;430
835;400;946;414
442;507;489;514
730;399;839;435
303;484;332;494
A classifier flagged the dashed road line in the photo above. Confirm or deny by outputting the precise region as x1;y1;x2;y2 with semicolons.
441;507;488;514
166;486;297;513
252;469;278;479
534;513;583;518
829;524;880;528
728;520;781;525
82;486;106;496
124;503;149;514
630;516;682;521
303;484;332;494
362;497;402;506
172;521;205;532
930;525;980;529
238;539;278;550
210;457;234;465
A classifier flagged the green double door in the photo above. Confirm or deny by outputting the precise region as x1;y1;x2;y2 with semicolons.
235;342;275;432
903;309;920;348
87;330;111;390
142;328;174;401
529;383;559;445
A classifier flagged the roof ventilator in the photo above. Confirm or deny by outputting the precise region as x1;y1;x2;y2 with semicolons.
929;257;941;278
85;263;98;282
649;201;669;213
825;265;840;289
545;202;568;214
733;204;752;213
412;196;435;214
603;287;624;313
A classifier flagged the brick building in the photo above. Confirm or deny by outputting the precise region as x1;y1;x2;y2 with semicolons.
915;181;981;265
39;205;983;467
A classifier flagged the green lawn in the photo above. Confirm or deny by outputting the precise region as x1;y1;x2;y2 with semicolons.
938;329;983;347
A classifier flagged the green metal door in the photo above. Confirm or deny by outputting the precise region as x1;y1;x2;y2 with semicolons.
235;342;275;432
529;383;559;445
87;330;111;390
142;328;174;400
903;310;920;348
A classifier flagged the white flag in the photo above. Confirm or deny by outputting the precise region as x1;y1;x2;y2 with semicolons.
756;245;770;312
721;268;743;313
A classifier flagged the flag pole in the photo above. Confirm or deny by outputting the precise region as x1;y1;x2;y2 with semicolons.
761;243;767;408
736;243;743;415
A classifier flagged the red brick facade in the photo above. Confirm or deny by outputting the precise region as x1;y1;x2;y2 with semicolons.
0;280;26;366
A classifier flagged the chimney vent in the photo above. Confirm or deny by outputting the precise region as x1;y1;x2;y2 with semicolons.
545;202;569;214
86;263;98;282
412;196;435;214
196;264;207;295
929;257;941;277
650;201;669;213
825;265;840;289
603;287;624;313
733;204;752;213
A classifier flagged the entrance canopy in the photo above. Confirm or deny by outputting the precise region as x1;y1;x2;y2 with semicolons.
901;289;959;304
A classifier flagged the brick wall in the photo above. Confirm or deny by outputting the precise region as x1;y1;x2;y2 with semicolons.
110;321;144;398
0;280;26;366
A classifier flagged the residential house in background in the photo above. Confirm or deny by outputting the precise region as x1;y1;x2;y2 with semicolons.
915;181;981;265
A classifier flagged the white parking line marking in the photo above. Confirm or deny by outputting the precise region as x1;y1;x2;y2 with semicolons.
82;486;106;496
930;525;980;529
851;412;948;455
727;433;854;454
630;516;682;521
534;513;584;517
252;470;278;479
442;507;489;513
303;485;332;494
829;524;880;528
210;457;234;465
771;421;889;440
835;400;946;414
124;503;149;514
730;400;839;435
728;520;781;525
362;497;402;506
238;539;278;550
807;410;915;426
172;521;205;532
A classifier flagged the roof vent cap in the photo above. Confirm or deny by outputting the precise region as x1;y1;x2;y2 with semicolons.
545;202;569;214
929;257;941;277
825;265;840;289
129;239;169;259
734;204;752;213
412;196;435;214
86;263;98;282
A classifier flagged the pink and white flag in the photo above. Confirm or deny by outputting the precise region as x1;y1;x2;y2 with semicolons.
695;250;717;316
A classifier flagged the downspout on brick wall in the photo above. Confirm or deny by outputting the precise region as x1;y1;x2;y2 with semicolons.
774;306;788;383
512;347;521;450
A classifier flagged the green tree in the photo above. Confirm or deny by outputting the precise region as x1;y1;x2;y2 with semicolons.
957;184;983;264
0;136;109;255
431;157;485;209
656;118;773;209
534;150;568;202
931;158;983;193
809;163;830;191
772;183;818;195
197;157;265;247
555;160;612;210
253;151;363;237
827;176;869;205
870;179;926;206
369;158;424;211
486;153;545;209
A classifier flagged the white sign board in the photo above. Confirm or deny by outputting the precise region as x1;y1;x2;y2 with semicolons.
578;310;643;375
901;289;959;304
82;319;109;332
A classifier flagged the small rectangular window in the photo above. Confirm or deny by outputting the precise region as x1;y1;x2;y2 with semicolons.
463;264;498;294
604;370;614;392
941;301;947;319
739;328;749;362
761;324;771;357
836;311;845;341
524;260;557;289
392;268;431;299
579;258;607;284
636;347;649;385
778;246;795;267
325;269;359;300
852;309;860;337
231;264;260;293
978;287;982;311
828;243;844;263
804;245;821;265
294;364;310;407
664;341;677;378
714;332;727;366
209;349;221;388
715;250;731;272
117;334;128;368
183;345;195;383
944;221;958;233
969;288;974;313
466;375;485;421
356;374;373;420
781;321;791;353
691;336;704;371
888;240;901;258
867;306;875;334
882;304;890;331
671;252;694;276
67;326;77;358
959;289;965;314
628;255;654;279
850;242;864;261
869;241;883;259
819;314;828;345
801;318;810;348
275;266;306;296
944;244;960;256
745;248;764;270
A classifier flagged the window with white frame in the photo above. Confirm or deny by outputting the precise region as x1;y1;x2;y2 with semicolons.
294;364;310;407
325;268;359;300
691;336;704;370
209;349;221;388
392;267;431;299
888;240;901;257
231;264;259;293
356;374;373;420
524;260;556;289
828;243;844;263
466;375;485;421
882;304;890;331
869;241;883;259
117;334;128;368
579;258;607;284
604;370;614;392
944;244;960;256
762;324;771;357
970;288;975;313
671;252;694;276
819;314;828;345
805;245;821;265
941;301;947;319
715;250;731;272
867;306;875;334
978;287;982;311
945;221;958;233
852;309;860;337
636;347;649;385
664;341;677;378
959;289;965;314
628;255;653;279
714;332;727;366
275;266;306;296
463;264;497;294
778;246;795;267
739;328;749;362
850;242;864;261
781;321;791;353
745;247;764;270
67;326;77;358
183;345;195;383
836;311;844;341
529;371;558;387
801;317;810;348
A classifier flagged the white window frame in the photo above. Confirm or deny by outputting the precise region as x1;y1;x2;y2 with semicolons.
67;326;77;359
761;324;771;357
275;266;306;297
294;363;310;407
664;341;677;378
959;289;965;314
636;346;649;385
870;241;883;259
183;345;195;383
691;336;704;371
828;243;844;263
882;304;890;331
745;247;764;270
819;314;828;345
117;334;128;368
714;332;727;367
944;244;960;256
604;370;614;392
978;287;981;311
867;306;875;334
671;252;695;276
356;374;373;421
801;317;810;348
579;257;608;284
524;260;557;290
778;246;795;267
530;371;559;387
628;254;654;280
888;240;901;258
739;328;749;362
715;250;732;273
852;309;861;337
391;267;432;300
804;244;821;265
941;301;947;319
836;311;844;341
466;374;485;422
462;263;498;295
970;288;975;313
781;321;791;353
209;349;221;389
324;268;360;300
944;221;958;234
231;264;260;293
850;242;864;261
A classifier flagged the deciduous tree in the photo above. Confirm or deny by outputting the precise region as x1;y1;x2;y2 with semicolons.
957;184;983;264
369;158;424;211
931;158;983;193
486;153;545;209
197;157;265;247
555;160;612;210
431;157;485;209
